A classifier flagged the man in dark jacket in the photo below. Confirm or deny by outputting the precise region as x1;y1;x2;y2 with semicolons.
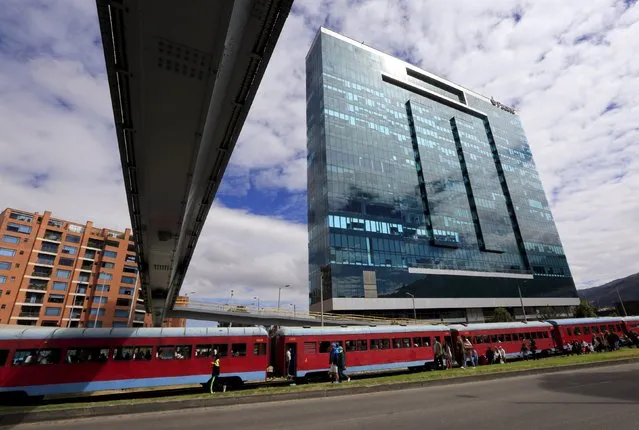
337;345;350;382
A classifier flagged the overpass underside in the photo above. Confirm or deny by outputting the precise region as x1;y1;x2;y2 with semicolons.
96;0;293;326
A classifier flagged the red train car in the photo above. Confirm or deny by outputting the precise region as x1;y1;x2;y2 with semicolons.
273;325;451;380
0;326;269;397
450;321;556;360
622;316;639;332
547;317;627;348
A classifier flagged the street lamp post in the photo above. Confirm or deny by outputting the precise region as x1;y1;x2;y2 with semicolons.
278;284;290;312
290;303;296;317
93;292;104;328
253;296;260;312
518;285;527;322
616;286;628;317
406;293;416;320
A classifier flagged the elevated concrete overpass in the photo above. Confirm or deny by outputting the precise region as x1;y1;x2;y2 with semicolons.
96;0;293;325
167;299;441;327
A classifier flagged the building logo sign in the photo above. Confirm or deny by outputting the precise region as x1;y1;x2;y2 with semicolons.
490;97;516;115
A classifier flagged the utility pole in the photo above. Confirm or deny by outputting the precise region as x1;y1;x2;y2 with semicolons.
518;285;527;322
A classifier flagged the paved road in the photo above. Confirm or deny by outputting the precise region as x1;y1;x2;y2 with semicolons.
7;362;639;430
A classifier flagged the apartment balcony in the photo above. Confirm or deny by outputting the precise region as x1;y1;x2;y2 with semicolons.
24;295;44;304
40;244;59;254
133;314;145;323
31;271;52;279
36;258;55;266
47;219;64;228
19;311;41;318
86;239;104;250
23;283;47;292
43;230;63;242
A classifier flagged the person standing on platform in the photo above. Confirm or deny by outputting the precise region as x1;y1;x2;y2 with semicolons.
209;353;221;393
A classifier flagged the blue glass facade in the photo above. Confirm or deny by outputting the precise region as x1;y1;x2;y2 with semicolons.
307;29;578;318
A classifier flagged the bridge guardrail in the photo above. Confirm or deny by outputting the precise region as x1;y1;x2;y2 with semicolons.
173;298;440;326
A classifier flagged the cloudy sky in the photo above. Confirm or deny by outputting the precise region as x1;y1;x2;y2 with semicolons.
1;0;638;314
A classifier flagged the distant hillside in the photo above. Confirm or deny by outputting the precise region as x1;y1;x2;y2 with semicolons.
579;272;639;308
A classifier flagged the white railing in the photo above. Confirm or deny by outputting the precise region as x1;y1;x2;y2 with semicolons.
174;298;440;326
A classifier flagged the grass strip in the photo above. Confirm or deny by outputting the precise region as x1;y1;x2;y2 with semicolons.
3;348;638;414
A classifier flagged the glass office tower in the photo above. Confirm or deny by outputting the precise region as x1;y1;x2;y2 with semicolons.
306;28;579;322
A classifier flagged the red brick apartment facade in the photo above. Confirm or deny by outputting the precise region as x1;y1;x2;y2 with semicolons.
0;208;149;328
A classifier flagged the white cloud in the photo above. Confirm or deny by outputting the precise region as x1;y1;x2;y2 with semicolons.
0;0;637;317
184;204;308;308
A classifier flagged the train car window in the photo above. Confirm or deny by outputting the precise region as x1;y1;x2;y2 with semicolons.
591;326;598;333
157;345;191;360
608;325;614;332
253;343;267;356
413;337;423;347
356;340;368;351
113;346;152;361
525;332;531;340
543;332;549;339
0;349;8;366
505;334;512;342
584;326;590;335
517;333;523;340
490;335;498;343
531;332;537;339
195;344;228;358
392;338;411;348
231;343;247;357
370;339;390;350
498;334;505;342
304;342;317;354
573;327;581;336
599;325;606;331
13;349;61;366
566;328;572;336
319;342;332;353
66;347;109;363
345;340;355;352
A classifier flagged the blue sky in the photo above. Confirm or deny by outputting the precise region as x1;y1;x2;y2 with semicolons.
0;0;638;320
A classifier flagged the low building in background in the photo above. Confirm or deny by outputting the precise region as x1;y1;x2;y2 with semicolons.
0;207;146;328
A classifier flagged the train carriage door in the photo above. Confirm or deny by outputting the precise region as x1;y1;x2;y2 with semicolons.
285;342;297;378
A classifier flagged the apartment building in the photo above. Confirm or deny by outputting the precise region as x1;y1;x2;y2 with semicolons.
0;208;146;328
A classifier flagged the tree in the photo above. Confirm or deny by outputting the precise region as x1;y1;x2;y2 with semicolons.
573;300;597;318
538;306;562;320
492;307;514;322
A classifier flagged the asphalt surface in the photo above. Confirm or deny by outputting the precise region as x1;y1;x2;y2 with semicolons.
7;362;639;430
